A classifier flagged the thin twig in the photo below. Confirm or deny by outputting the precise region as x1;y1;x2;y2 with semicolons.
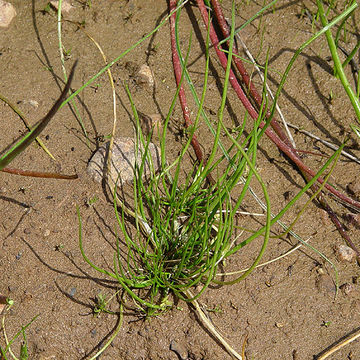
316;327;360;360
287;122;360;164
1;167;77;179
185;290;242;360
216;237;311;277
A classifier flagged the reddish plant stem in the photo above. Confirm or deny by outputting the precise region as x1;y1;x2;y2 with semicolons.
200;0;360;256
195;0;360;212
169;0;215;185
1;167;78;179
319;194;360;257
210;0;294;150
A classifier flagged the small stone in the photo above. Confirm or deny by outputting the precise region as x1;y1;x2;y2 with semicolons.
335;244;357;263
17;99;39;109
340;283;356;296
137;64;155;89
28;99;39;108
50;0;74;13
87;136;161;189
68;287;76;297
43;229;51;237
0;1;16;28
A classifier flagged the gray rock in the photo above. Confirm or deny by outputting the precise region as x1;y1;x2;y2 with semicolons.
87;137;161;189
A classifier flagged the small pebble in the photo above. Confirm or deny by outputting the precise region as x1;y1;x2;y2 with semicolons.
28;99;39;108
137;64;155;89
335;244;357;263
17;99;39;109
43;229;51;237
68;287;76;297
320;209;331;226
0;0;16;28
15;252;22;260
76;348;85;355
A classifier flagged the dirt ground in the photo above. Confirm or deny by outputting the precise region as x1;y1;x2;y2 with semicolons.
1;0;360;359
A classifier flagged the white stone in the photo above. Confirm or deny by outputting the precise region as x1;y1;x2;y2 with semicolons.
87;137;161;189
137;64;155;89
335;244;357;263
0;1;16;28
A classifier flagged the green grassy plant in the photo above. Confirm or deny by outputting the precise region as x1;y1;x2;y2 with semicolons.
3;1;355;358
47;0;353;357
316;0;360;138
78;0;345;314
78;1;269;317
79;102;271;313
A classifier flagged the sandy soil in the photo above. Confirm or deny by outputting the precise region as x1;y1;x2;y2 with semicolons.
1;0;360;359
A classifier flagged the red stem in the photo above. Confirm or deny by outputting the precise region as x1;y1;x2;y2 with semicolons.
1;167;78;179
210;0;294;150
195;0;360;211
200;0;360;256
